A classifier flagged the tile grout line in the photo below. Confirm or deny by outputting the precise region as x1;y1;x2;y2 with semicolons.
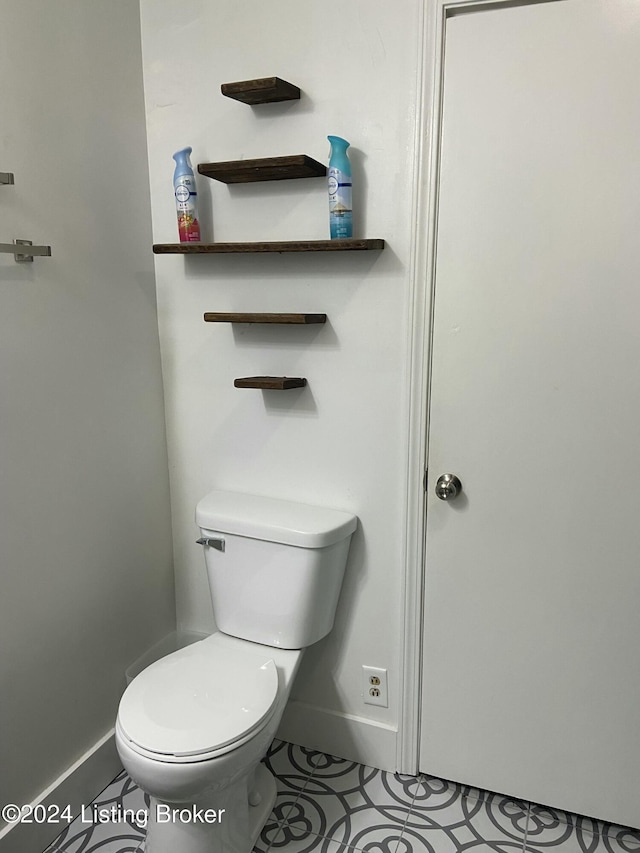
294;767;421;853
306;755;385;843
292;755;366;851
262;751;321;852
338;773;421;853
522;801;532;852
394;779;428;853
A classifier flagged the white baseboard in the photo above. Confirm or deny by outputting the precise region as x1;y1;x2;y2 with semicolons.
277;700;398;773
0;729;121;853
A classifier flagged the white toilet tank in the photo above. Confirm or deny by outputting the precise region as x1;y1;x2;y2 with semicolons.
196;490;357;649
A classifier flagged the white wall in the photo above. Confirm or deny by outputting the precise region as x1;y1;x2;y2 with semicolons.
0;0;175;825
140;0;422;769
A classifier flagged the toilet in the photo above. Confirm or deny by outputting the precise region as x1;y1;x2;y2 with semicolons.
115;490;357;853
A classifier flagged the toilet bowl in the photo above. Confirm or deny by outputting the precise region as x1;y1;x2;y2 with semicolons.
115;490;357;853
116;633;302;852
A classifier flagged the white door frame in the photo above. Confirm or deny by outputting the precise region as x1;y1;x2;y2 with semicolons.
398;0;567;776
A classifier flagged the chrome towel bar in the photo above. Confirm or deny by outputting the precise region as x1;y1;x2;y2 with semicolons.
0;240;51;262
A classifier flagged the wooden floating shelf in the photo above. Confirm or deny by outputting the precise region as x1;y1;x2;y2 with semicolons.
221;77;300;105
198;155;326;184
234;376;307;390
205;312;326;324
153;239;385;254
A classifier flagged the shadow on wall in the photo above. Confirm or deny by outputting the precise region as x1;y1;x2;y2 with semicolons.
288;520;367;734
182;250;393;282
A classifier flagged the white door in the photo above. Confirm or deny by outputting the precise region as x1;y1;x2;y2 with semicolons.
420;0;640;828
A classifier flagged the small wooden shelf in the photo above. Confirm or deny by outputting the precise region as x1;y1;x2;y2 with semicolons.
234;376;307;390
205;313;326;324
221;77;300;105
198;155;325;184
153;239;385;254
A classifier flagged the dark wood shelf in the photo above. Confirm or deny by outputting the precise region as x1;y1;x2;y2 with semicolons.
221;77;300;105
234;376;307;390
153;239;385;254
198;155;325;184
205;312;326;324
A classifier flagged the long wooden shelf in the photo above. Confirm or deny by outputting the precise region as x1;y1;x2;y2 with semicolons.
205;312;326;324
198;155;325;184
153;239;385;254
234;376;307;390
221;77;300;105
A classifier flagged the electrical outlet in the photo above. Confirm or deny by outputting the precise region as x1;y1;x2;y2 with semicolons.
363;665;388;707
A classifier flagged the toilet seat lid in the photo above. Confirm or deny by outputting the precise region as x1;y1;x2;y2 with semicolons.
117;644;279;758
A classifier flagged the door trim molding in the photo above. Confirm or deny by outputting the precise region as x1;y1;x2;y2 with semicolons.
397;0;446;776
399;0;566;776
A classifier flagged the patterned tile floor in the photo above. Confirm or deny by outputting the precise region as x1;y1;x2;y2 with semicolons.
45;739;640;853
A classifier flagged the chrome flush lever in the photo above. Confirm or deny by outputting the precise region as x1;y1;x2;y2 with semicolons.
196;537;225;552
